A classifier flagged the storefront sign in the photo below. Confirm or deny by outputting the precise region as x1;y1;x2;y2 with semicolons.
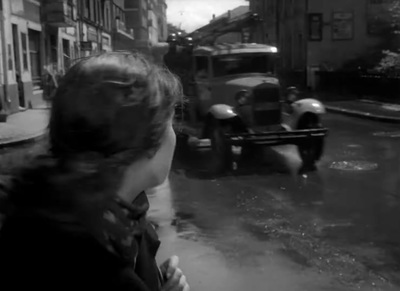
332;12;354;40
87;26;97;42
80;41;92;51
102;36;110;47
11;0;23;15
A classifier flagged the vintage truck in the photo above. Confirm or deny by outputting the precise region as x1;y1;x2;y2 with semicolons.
171;43;328;173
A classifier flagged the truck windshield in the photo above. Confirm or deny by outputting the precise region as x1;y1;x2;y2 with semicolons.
212;53;275;77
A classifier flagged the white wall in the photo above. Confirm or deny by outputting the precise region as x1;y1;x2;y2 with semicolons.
148;9;158;44
101;32;112;52
3;0;15;85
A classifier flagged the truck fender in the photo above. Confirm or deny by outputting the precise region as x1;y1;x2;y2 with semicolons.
208;104;237;120
292;98;326;115
283;99;325;129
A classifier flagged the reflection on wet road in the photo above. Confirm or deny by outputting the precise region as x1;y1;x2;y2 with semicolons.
149;113;400;291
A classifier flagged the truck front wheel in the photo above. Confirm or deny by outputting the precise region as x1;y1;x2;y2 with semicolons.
207;117;233;173
297;113;324;171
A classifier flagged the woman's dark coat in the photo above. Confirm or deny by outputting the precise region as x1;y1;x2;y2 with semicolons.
0;162;163;291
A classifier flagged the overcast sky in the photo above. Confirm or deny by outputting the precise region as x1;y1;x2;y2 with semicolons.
166;0;249;32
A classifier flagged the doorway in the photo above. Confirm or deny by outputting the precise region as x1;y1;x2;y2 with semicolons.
12;24;25;109
62;39;70;71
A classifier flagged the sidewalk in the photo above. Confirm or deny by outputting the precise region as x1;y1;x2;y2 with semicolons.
0;109;49;148
304;92;400;123
324;99;400;123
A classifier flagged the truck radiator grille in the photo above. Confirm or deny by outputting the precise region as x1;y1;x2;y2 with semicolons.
252;84;281;126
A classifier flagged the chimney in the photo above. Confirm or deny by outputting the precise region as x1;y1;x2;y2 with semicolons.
228;10;231;19
212;14;215;19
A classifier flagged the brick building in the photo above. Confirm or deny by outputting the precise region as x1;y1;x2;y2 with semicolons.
249;0;394;89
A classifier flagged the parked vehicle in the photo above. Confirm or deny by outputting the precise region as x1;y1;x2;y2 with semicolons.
173;43;328;173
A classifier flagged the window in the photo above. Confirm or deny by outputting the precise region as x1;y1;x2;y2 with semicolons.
21;32;28;71
28;29;41;88
94;0;97;22
84;0;90;18
114;5;126;28
212;54;276;77
66;0;73;19
105;7;110;30
158;18;163;39
95;0;101;23
100;1;104;25
368;0;390;3
74;42;79;60
50;34;57;64
308;13;323;41
195;56;209;79
126;0;139;8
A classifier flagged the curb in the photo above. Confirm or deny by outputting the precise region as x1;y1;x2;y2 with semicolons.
359;99;400;106
326;106;400;124
0;130;47;149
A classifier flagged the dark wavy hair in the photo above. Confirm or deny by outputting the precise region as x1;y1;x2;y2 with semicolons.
3;51;182;216
51;51;181;160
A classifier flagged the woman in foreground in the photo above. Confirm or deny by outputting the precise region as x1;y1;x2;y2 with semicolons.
0;51;189;291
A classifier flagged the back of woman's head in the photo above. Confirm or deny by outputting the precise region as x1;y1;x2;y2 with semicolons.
1;52;182;217
50;51;182;162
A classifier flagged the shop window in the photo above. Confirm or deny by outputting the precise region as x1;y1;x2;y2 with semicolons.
28;29;41;89
63;39;71;70
21;32;29;71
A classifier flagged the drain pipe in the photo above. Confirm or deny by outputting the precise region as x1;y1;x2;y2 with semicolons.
0;0;10;112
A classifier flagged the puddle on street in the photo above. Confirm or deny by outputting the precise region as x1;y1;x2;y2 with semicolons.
381;104;400;111
329;160;379;171
373;131;400;138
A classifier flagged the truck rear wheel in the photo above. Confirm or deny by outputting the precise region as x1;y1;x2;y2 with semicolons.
297;113;324;171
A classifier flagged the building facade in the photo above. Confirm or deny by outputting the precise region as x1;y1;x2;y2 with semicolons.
0;0;167;117
156;0;167;42
42;0;78;75
0;0;44;113
125;0;167;48
249;0;393;89
112;0;135;50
